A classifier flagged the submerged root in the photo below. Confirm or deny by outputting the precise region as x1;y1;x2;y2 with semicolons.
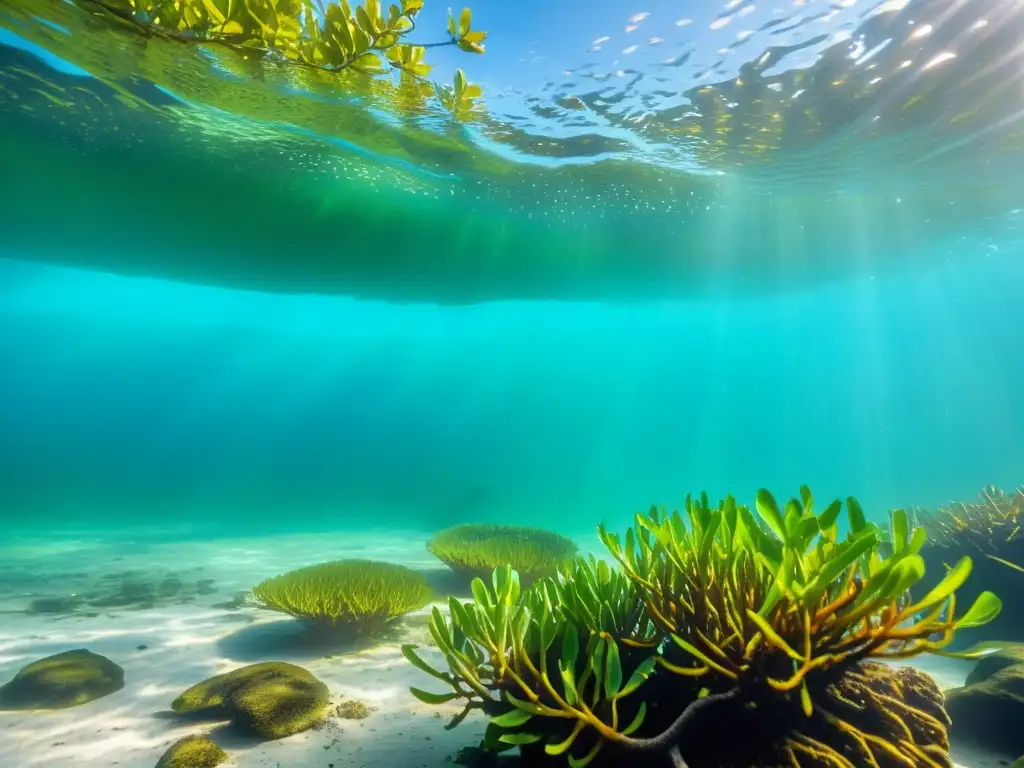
664;662;952;768
780;663;952;768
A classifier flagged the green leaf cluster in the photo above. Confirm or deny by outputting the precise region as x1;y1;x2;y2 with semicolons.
427;523;579;582
404;487;1003;767
88;0;486;114
601;487;1001;717
252;558;433;638
404;558;658;767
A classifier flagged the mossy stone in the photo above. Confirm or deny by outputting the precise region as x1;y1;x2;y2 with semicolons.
155;735;227;768
172;662;329;739
962;641;1024;685
0;649;124;710
947;655;1024;756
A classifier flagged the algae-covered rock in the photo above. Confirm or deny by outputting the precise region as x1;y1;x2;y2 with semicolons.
155;735;227;768
947;653;1024;756
0;649;124;710
172;662;329;739
964;641;1024;685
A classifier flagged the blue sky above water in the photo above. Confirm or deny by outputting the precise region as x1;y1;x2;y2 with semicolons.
419;0;870;96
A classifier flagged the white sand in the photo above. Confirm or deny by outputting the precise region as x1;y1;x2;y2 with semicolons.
0;531;1009;767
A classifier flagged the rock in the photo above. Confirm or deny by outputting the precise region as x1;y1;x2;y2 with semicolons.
947;652;1024;756
0;649;124;710
155;735;227;768
963;641;1024;685
172;662;329;739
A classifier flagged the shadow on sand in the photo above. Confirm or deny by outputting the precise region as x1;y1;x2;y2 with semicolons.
420;566;474;599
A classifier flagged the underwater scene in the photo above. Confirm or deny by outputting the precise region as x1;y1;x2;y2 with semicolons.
1;0;1024;764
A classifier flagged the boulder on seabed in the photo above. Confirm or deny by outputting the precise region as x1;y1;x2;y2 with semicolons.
155;735;228;768
0;649;124;710
946;641;1024;756
171;661;329;740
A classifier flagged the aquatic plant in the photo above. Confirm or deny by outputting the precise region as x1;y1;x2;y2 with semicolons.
908;484;1023;562
79;0;486;117
336;698;375;719
252;559;433;638
403;557;660;760
907;485;1024;646
404;487;1001;768
427;523;579;583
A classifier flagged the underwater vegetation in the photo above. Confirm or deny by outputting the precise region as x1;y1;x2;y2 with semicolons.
336;697;375;719
252;558;433;639
170;661;330;739
81;0;486;117
0;649;124;711
428;524;579;585
404;487;1001;768
5;0;1024;308
155;735;228;768
908;485;1024;646
909;485;1023;556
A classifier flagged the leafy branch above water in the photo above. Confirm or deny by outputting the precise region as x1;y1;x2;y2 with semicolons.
86;0;487;116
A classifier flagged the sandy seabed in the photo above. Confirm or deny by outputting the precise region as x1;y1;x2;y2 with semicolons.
0;530;1006;768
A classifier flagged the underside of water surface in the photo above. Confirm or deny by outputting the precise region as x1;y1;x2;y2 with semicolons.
1;0;1022;302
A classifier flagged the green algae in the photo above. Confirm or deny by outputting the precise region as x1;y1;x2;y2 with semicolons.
171;662;329;740
253;559;433;639
427;523;577;582
0;649;124;710
155;735;227;768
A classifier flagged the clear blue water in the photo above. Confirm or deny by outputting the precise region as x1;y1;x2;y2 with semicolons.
1;249;1021;538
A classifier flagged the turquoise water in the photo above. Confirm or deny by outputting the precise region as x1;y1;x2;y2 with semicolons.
1;0;1022;641
1;0;1023;765
2;251;1022;538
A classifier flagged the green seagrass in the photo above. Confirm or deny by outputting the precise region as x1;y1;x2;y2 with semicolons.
427;523;578;582
253;558;432;638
